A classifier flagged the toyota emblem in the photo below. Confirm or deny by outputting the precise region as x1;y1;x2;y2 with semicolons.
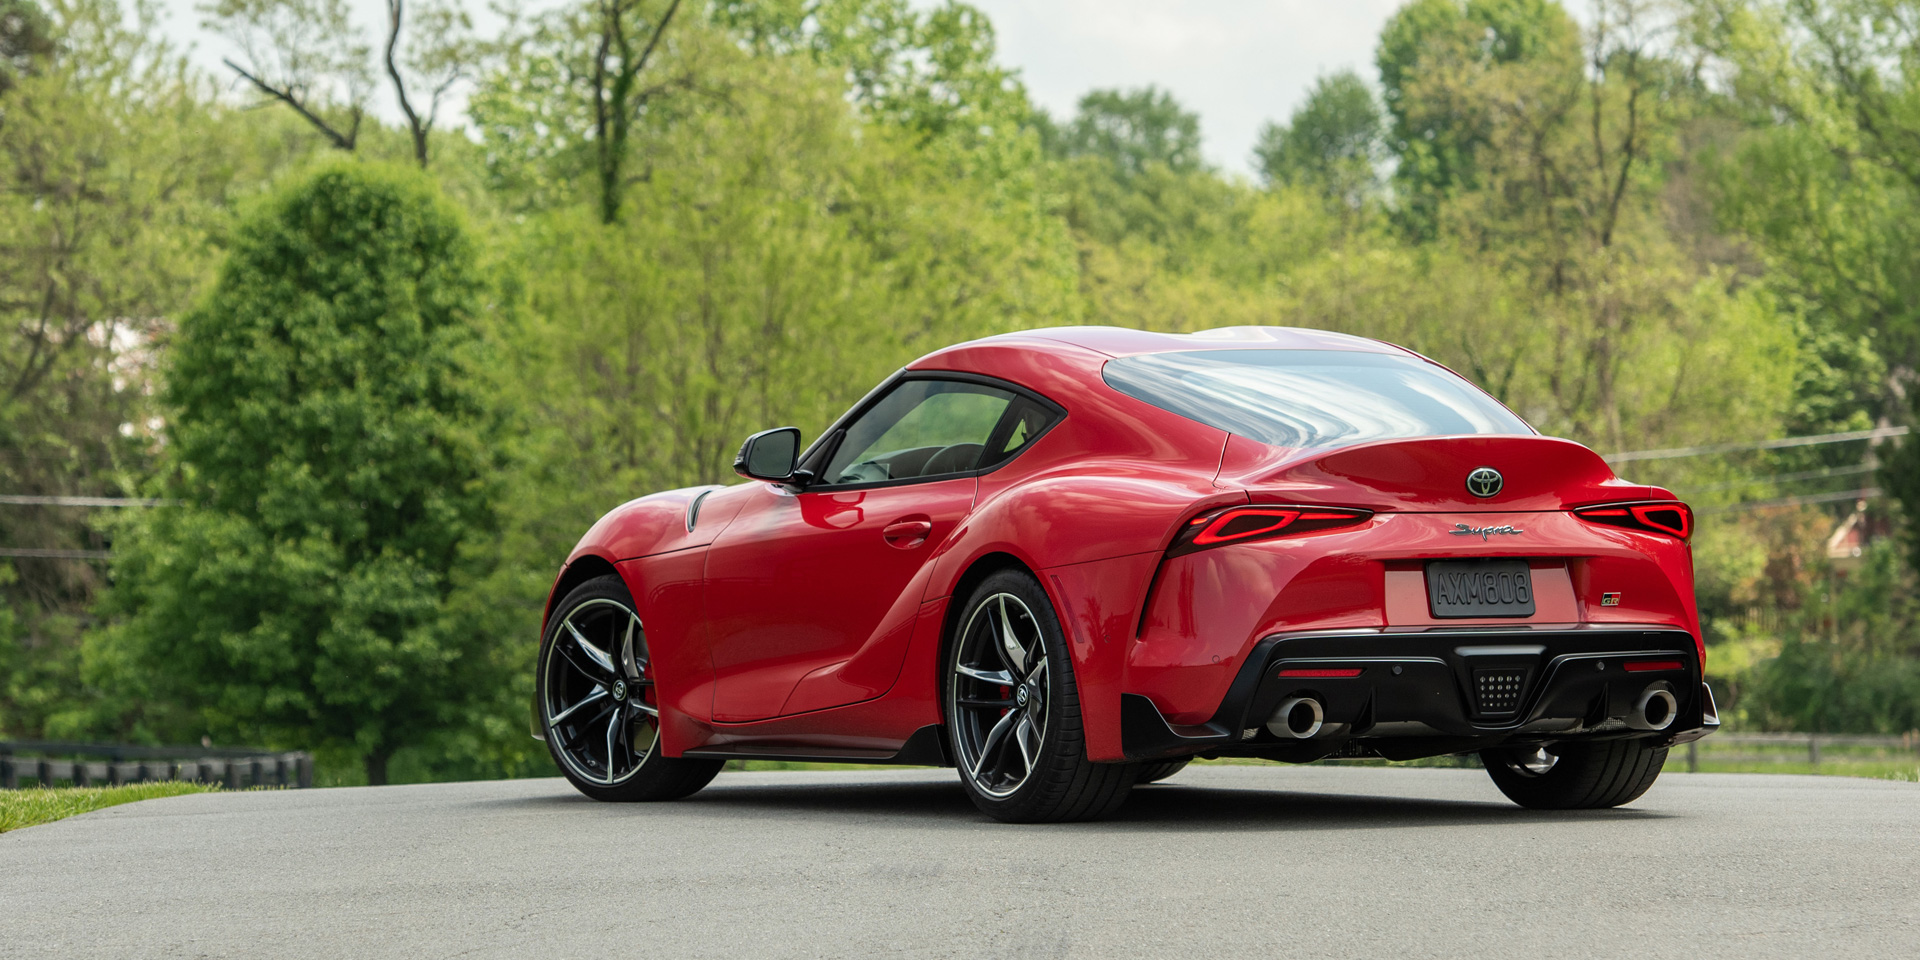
1466;467;1503;498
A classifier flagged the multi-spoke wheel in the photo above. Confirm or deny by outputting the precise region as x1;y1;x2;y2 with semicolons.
946;569;1139;823
1480;739;1668;810
539;575;722;802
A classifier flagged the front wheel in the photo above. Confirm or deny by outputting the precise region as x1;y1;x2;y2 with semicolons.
946;569;1139;823
1481;739;1667;810
538;574;722;802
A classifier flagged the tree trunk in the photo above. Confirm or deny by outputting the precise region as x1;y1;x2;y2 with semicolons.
365;749;393;786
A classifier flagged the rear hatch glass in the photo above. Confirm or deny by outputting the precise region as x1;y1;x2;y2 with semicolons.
1102;348;1532;450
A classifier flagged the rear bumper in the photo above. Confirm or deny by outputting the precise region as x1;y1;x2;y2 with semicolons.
1121;624;1718;762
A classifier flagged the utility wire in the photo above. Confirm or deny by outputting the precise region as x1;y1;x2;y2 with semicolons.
0;548;112;559
1698;488;1882;515
1605;426;1908;463
1686;462;1878;493
0;495;175;507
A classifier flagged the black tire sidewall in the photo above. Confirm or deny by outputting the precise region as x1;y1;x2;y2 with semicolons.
539;574;720;802
1481;738;1667;810
946;569;1134;821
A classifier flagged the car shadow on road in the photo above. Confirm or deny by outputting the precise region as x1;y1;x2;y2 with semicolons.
496;776;1673;832
1106;782;1672;831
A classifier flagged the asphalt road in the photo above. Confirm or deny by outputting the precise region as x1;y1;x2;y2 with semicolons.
1;765;1914;959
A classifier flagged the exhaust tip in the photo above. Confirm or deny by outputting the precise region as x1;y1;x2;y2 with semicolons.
1268;697;1325;739
1628;686;1678;731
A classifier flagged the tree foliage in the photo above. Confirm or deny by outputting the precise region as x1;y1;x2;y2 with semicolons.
1253;69;1383;206
1045;85;1203;177
3;0;1918;761
94;164;510;785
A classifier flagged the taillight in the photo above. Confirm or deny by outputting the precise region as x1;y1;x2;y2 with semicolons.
1574;501;1693;541
1167;504;1372;557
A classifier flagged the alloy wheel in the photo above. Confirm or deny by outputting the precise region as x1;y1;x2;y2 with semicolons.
543;597;658;786
950;592;1050;799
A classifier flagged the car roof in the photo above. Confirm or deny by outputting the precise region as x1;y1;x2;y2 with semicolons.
991;325;1412;359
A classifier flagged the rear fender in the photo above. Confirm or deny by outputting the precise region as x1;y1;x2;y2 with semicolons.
926;472;1235;765
929;470;1244;602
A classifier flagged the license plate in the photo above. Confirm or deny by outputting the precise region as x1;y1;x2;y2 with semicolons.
1425;559;1535;618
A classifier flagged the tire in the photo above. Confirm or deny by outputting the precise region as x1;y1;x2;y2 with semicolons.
1136;759;1190;785
945;569;1139;823
1480;739;1668;810
538;574;723;802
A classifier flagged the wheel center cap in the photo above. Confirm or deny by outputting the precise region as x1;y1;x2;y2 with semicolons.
611;680;628;702
1015;686;1030;708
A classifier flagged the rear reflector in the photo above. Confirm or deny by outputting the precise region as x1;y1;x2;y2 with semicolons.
1624;660;1683;673
1277;668;1364;678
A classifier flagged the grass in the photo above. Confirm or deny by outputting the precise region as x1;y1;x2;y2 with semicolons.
0;782;217;834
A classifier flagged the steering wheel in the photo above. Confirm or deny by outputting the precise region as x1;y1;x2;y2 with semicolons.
920;443;983;476
834;460;890;484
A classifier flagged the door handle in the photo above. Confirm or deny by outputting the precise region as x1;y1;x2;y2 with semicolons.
883;520;933;548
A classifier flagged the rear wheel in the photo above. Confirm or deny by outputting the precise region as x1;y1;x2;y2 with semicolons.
1481;739;1667;810
539;575;722;802
1136;759;1190;784
946;569;1139;823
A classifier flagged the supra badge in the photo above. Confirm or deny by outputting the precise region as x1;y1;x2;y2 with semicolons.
1452;523;1524;541
1466;466;1504;498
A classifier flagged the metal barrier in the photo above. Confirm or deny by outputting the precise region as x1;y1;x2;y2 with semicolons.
1683;731;1920;772
0;741;313;789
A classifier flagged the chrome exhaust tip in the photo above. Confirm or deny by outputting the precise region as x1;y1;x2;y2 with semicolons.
1268;697;1325;739
1627;685;1678;732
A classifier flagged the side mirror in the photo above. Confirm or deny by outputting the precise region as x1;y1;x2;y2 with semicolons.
734;427;805;484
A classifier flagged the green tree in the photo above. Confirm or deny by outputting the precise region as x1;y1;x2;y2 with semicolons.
1053;85;1202;176
1253;69;1383;206
94;164;510;784
0;0;302;740
0;0;54;92
1685;0;1920;564
1376;0;1582;232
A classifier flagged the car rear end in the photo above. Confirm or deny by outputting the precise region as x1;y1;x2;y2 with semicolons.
1104;345;1719;770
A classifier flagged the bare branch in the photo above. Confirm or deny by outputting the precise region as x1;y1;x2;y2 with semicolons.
385;0;429;168
221;57;357;150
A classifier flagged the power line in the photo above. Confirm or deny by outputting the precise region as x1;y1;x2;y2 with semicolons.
0;548;112;559
1698;488;1882;515
1604;426;1908;463
1686;462;1878;493
0;495;175;507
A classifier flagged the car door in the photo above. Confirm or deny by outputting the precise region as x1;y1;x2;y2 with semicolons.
703;377;1020;722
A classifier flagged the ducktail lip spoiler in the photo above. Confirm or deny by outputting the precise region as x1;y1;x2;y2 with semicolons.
1217;434;1666;512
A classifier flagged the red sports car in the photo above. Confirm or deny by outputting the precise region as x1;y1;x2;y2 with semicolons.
533;326;1718;822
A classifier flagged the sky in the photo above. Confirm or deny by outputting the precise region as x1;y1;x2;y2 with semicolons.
155;0;1408;178
953;1;1407;177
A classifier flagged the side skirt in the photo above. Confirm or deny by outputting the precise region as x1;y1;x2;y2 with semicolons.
681;724;953;767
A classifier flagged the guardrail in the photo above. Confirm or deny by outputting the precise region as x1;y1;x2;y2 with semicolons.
0;740;313;790
1684;732;1920;772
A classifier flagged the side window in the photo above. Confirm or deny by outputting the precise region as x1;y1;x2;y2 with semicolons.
819;380;1015;486
979;397;1060;470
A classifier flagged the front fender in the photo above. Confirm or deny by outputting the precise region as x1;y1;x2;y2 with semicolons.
569;483;750;566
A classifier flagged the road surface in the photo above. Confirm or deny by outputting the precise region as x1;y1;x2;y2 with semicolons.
2;765;1913;958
